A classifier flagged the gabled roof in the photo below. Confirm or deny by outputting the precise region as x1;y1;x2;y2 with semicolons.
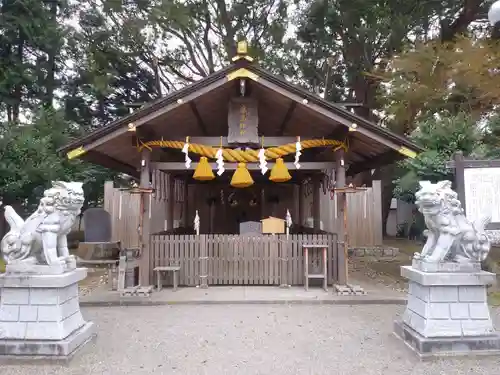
60;64;236;154
246;64;421;153
59;59;423;177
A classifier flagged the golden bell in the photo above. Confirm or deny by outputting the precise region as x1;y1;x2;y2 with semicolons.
269;158;291;183
230;162;254;188
193;157;215;181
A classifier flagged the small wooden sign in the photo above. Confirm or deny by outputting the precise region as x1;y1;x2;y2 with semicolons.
227;97;259;144
261;217;285;234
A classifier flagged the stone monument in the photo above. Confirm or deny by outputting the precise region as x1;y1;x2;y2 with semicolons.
0;181;95;362
394;180;500;358
78;207;120;260
239;221;262;235
83;208;112;243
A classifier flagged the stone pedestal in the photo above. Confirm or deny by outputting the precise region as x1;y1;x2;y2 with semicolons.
394;262;500;358
0;267;95;362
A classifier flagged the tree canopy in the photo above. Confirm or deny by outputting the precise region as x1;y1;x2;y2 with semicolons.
1;0;499;234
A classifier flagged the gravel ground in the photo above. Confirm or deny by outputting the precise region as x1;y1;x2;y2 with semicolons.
4;305;500;375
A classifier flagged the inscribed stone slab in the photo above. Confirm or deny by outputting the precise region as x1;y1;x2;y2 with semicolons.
83;208;112;242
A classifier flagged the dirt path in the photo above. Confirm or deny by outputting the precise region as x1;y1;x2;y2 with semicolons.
79;268;109;297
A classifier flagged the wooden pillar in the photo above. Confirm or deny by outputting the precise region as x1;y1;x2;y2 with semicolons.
335;148;347;284
183;177;189;227
167;175;175;231
139;148;151;286
298;181;304;227
453;151;466;210
372;180;383;246
312;175;321;231
293;184;300;225
199;234;208;288
260;188;266;219
209;188;215;233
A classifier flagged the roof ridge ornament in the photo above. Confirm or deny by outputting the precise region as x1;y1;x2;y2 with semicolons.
231;40;254;63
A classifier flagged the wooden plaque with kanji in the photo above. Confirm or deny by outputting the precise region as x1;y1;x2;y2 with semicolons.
227;97;259;144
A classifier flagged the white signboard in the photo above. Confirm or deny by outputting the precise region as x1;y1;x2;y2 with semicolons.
463;167;500;223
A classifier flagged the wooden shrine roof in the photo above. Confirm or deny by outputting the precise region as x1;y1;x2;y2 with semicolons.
58;59;423;179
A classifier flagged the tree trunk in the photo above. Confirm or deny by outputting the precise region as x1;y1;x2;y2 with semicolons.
13;34;24;122
42;1;58;109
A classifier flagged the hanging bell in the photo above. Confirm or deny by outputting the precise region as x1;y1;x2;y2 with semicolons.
230;162;254;188
269;157;291;183
193;157;215;181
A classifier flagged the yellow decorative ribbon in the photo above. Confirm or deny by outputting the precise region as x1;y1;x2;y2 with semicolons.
137;139;347;163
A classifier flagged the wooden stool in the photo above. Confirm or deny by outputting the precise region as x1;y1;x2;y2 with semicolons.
303;244;328;291
154;266;181;291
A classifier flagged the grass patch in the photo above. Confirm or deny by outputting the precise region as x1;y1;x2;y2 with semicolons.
488;291;500;306
0;258;5;273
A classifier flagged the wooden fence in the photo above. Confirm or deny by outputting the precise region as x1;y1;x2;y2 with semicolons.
103;173;382;251
345;181;383;246
150;234;339;286
104;182;141;249
310;180;383;247
103;170;186;249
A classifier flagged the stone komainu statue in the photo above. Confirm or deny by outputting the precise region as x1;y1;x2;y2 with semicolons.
415;180;491;263
1;181;84;267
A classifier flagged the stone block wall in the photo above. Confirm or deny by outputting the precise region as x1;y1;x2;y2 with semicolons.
403;281;494;338
0;283;84;340
350;246;399;257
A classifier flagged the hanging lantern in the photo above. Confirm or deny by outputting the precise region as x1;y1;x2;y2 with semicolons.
193;157;215;181
269;158;291;183
230;163;254;188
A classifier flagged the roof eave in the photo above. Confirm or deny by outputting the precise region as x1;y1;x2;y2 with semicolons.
59;61;423;160
246;65;423;155
58;63;239;155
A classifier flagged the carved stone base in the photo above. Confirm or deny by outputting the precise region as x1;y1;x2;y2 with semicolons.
0;322;95;363
412;259;481;273
394;265;499;358
6;257;77;275
0;268;96;362
394;320;500;359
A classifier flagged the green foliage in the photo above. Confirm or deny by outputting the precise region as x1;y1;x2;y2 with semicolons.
481;115;500;159
393;152;452;202
0;109;121;213
1;0;493;221
0;0;292;216
382;37;500;132
412;113;483;156
393;113;485;202
290;0;440;109
0;111;64;210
